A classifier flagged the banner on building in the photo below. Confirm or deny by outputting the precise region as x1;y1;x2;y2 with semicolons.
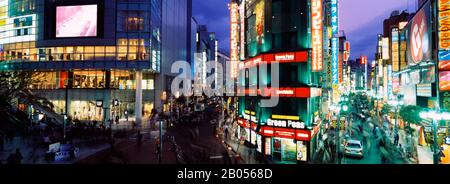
406;1;432;65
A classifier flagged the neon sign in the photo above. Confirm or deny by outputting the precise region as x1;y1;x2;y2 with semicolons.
230;3;239;78
331;0;339;84
311;0;323;71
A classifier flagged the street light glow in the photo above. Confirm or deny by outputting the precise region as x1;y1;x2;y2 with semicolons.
342;105;349;112
419;112;428;119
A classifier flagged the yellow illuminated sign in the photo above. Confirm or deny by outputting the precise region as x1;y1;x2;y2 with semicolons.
271;115;300;121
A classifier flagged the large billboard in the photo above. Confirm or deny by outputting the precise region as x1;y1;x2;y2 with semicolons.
406;1;431;65
56;5;98;38
311;0;323;71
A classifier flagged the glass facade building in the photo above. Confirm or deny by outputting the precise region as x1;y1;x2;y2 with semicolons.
0;0;191;124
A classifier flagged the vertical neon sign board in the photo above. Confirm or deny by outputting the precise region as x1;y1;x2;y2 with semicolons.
311;0;323;71
230;3;239;78
331;0;339;84
240;0;246;60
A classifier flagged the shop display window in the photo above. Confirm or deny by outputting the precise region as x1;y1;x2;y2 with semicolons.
73;70;106;89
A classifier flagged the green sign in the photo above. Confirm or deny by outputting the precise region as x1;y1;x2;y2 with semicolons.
13;16;32;28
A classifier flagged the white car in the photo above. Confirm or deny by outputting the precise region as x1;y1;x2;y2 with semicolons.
344;140;364;158
445;137;450;145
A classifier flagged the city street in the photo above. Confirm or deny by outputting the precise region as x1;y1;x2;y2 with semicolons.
1;0;450;167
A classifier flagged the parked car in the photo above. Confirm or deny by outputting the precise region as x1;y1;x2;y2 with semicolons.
344;140;364;158
445;136;450;145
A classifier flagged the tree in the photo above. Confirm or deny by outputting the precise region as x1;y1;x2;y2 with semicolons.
399;105;423;128
0;71;55;135
380;103;392;116
349;92;370;115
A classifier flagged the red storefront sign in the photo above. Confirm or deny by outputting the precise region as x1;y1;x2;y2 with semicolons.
240;87;322;98
259;126;313;141
237;119;316;141
274;128;296;139
237;118;257;130
296;129;311;141
241;51;308;69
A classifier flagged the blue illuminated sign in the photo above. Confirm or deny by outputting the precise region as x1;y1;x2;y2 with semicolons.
331;0;339;85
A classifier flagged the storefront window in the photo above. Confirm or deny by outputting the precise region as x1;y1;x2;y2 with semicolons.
73;70;106;89
257;134;262;153
31;71;68;89
71;101;103;121
111;70;136;90
273;137;297;163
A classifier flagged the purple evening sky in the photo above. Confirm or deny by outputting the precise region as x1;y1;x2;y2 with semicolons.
193;0;417;61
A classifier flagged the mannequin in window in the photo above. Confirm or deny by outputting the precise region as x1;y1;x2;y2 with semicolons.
93;77;98;88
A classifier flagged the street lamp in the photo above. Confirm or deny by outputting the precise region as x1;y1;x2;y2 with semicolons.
419;111;450;164
388;100;404;131
336;104;348;164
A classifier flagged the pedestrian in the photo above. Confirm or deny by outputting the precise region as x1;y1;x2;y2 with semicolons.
155;138;161;155
137;130;142;146
394;132;399;146
110;138;115;153
14;148;23;164
254;141;258;158
224;127;229;140
439;147;445;163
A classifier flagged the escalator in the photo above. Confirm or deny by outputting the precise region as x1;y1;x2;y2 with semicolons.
29;101;64;125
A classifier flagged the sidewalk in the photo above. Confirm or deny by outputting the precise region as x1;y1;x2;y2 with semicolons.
416;145;433;164
0;118;149;164
223;138;263;164
77;120;177;164
0;136;109;164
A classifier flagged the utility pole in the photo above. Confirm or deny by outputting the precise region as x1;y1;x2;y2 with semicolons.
336;111;341;164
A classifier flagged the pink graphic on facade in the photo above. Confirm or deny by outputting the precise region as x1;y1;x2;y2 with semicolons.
56;5;98;38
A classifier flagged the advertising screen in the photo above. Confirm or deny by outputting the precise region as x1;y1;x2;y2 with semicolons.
406;1;431;65
56;5;98;38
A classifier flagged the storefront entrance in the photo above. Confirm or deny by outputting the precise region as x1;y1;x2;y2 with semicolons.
272;138;297;164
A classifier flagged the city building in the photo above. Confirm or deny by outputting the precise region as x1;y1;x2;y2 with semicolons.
348;58;366;91
0;0;192;126
234;0;324;164
192;24;218;96
388;0;450;149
